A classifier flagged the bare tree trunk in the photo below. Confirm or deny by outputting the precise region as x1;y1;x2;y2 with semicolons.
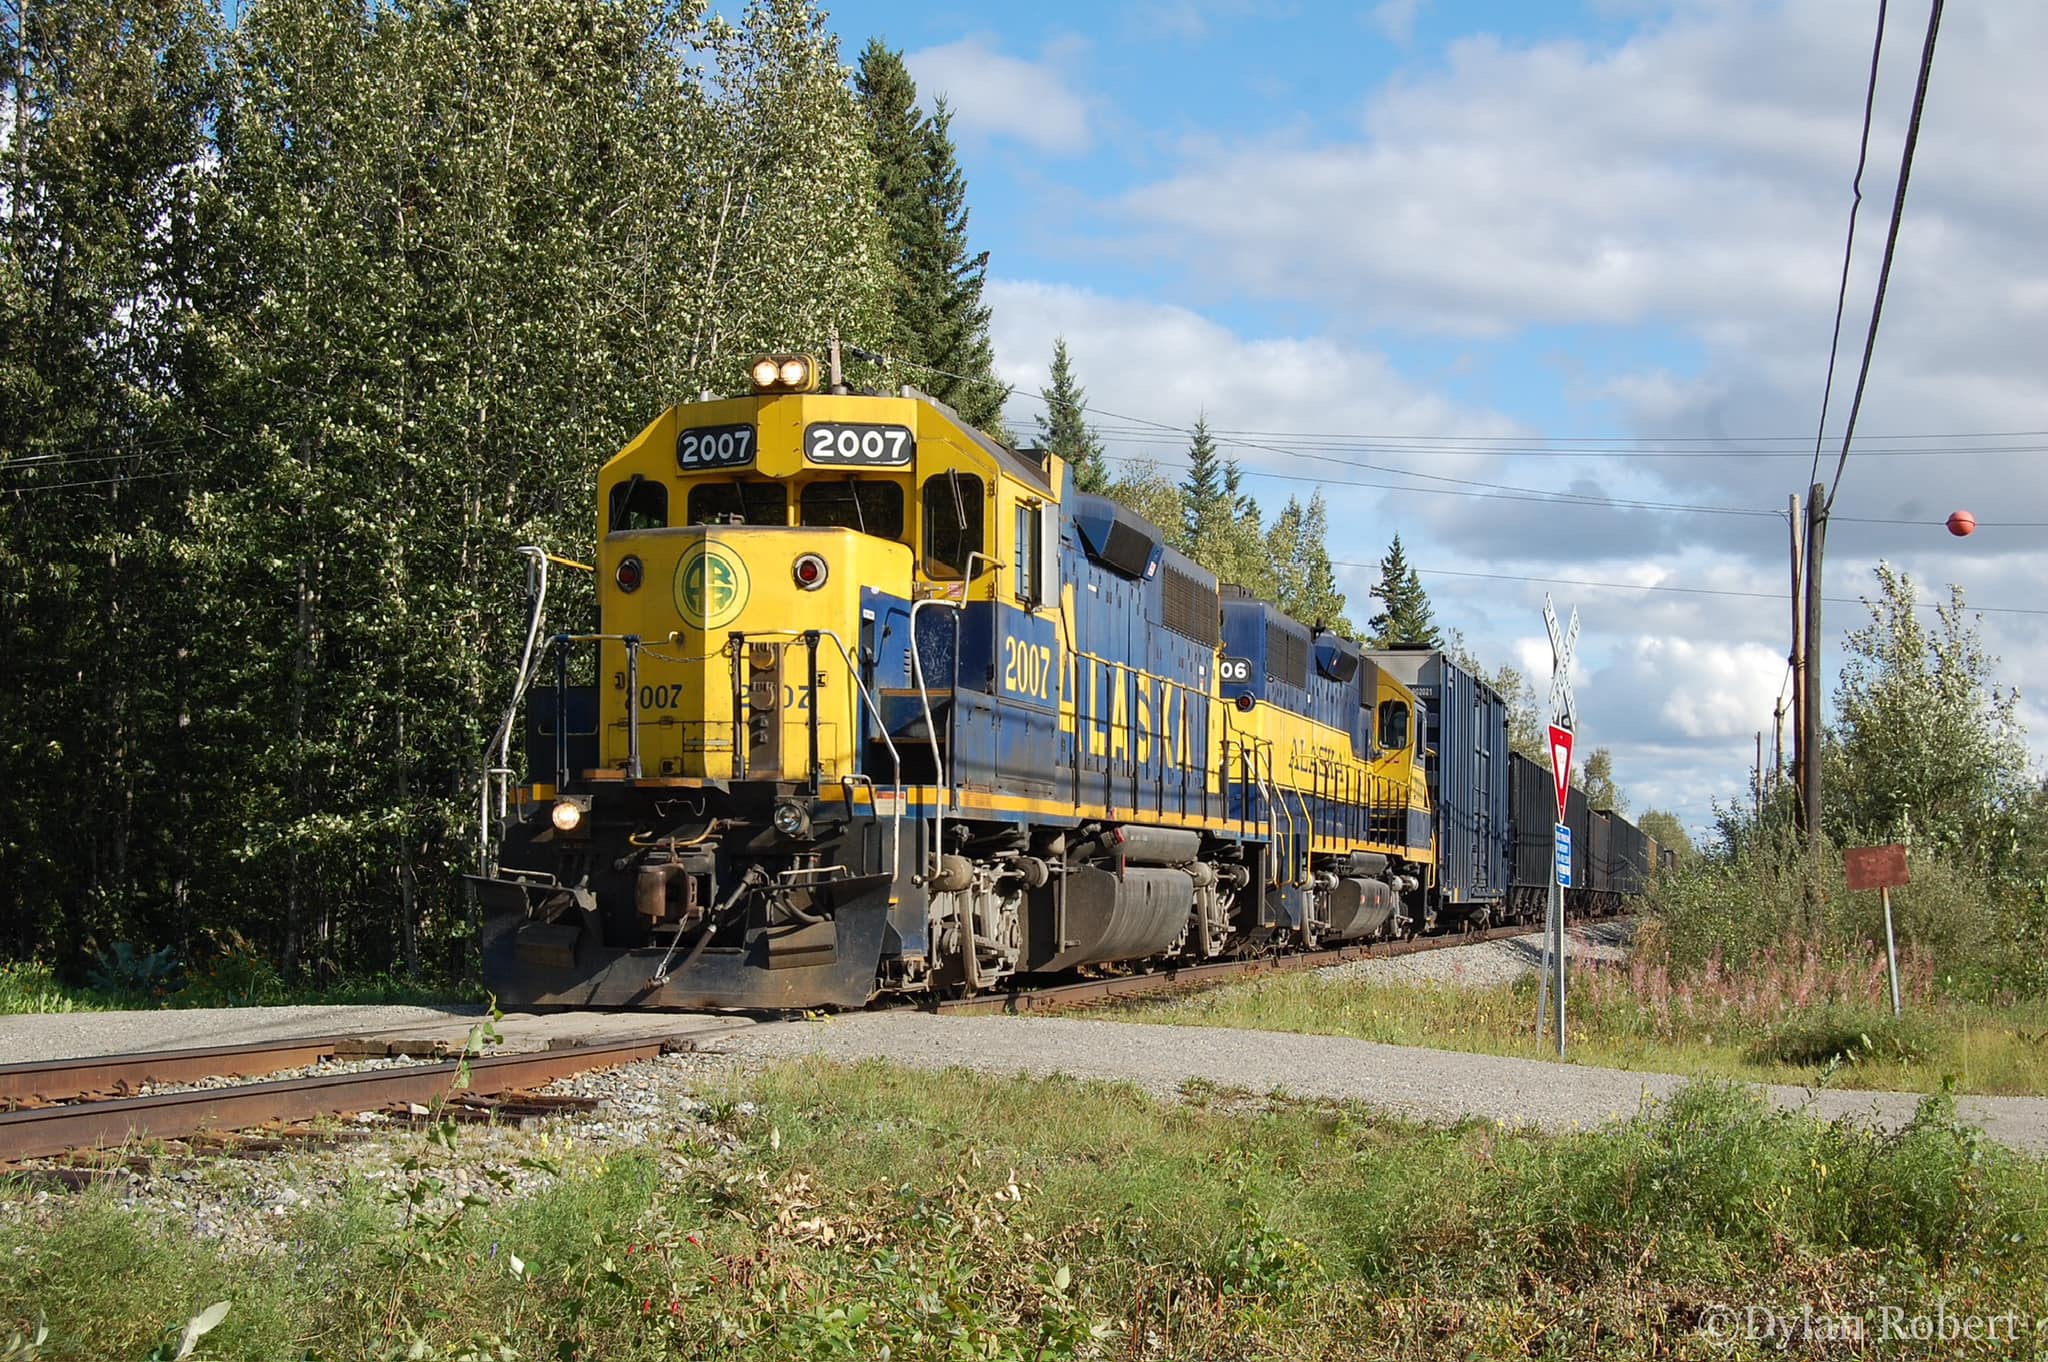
396;711;419;979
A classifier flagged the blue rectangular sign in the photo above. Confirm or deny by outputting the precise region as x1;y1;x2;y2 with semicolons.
1554;822;1573;888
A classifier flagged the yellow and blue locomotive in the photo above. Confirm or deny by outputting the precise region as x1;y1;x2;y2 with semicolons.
472;355;1448;1008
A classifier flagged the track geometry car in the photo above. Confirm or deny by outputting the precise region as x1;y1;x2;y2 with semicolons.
471;355;1643;1009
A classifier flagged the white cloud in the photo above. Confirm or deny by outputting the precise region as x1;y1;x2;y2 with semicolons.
986;278;1519;472
1369;0;1426;45
975;0;2048;826
904;37;1092;155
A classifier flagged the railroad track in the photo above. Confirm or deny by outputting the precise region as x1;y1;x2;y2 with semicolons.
0;1034;689;1165
3;918;1580;1166
936;919;1550;1015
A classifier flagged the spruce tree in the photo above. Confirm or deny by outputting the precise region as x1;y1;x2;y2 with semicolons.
1215;459;1276;597
855;43;1006;432
1177;413;1225;558
1367;534;1440;646
1036;337;1110;493
1266;494;1353;636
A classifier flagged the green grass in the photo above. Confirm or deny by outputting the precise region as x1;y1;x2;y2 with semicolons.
4;1060;2046;1359
1104;953;2048;1096
0;959;473;1015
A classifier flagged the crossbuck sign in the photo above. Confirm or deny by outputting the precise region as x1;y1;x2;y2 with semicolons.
1543;594;1578;732
1538;592;1579;1059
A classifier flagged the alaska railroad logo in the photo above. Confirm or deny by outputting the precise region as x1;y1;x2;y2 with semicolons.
674;541;749;630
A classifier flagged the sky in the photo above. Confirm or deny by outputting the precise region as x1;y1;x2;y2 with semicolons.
825;0;2047;839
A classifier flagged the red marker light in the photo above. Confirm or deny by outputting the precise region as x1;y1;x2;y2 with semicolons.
792;553;828;590
616;555;643;592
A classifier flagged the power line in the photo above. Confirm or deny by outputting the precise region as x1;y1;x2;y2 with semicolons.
1400;565;2048;618
1809;0;1890;491
1092;425;2048;460
0;469;191;495
1108;450;2048;529
1823;0;1946;518
892;352;2042;525
1108;451;1779;519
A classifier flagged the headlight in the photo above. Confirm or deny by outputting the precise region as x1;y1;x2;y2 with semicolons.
747;352;820;394
771;800;810;838
551;800;584;832
792;552;827;590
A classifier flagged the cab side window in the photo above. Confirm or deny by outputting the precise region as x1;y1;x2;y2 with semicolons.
923;472;983;579
1013;503;1043;605
1376;699;1410;752
607;475;668;532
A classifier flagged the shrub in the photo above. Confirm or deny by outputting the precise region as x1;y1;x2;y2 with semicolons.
1643;822;2048;1001
84;943;182;1000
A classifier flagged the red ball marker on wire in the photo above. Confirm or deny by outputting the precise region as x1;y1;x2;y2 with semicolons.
1946;510;1976;537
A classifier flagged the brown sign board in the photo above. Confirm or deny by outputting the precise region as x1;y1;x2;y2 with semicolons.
1844;844;1909;892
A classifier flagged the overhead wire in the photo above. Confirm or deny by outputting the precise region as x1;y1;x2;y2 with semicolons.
1105;450;2047;528
1401;565;2048;618
891;352;2039;528
1808;0;1890;491
1822;0;1946;518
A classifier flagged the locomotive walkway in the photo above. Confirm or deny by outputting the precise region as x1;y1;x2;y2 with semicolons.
713;1012;2048;1154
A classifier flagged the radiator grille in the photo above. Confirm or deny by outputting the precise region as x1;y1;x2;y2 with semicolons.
1161;566;1220;645
1266;621;1308;688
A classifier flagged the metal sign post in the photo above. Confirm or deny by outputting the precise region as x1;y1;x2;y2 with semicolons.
1537;596;1578;1058
1845;844;1910;1017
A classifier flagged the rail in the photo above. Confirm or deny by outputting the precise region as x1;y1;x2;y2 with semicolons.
0;1036;682;1165
937;919;1549;1015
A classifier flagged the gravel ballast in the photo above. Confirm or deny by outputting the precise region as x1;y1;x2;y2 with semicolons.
1316;919;1635;988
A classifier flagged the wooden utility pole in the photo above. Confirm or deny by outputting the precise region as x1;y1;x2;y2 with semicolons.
1787;491;1806;819
1801;483;1827;853
1754;732;1764;822
1772;699;1785;786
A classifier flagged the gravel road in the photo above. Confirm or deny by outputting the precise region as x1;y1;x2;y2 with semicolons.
0;1004;483;1065
710;1012;2048;1154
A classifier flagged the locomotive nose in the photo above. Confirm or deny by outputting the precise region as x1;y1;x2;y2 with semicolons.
596;528;910;783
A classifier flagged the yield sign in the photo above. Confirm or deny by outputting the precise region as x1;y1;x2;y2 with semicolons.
1548;723;1576;822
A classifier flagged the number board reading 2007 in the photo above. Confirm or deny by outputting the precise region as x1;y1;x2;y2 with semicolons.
675;423;755;470
805;422;915;467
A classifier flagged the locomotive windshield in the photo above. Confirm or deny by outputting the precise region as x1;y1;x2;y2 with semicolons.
606;474;667;532
687;480;787;526
799;479;906;539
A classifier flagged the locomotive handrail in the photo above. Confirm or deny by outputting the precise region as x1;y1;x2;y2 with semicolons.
480;546;555;875
908;597;962;879
1255;744;1291;889
721;626;904;875
1279;750;1314;886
